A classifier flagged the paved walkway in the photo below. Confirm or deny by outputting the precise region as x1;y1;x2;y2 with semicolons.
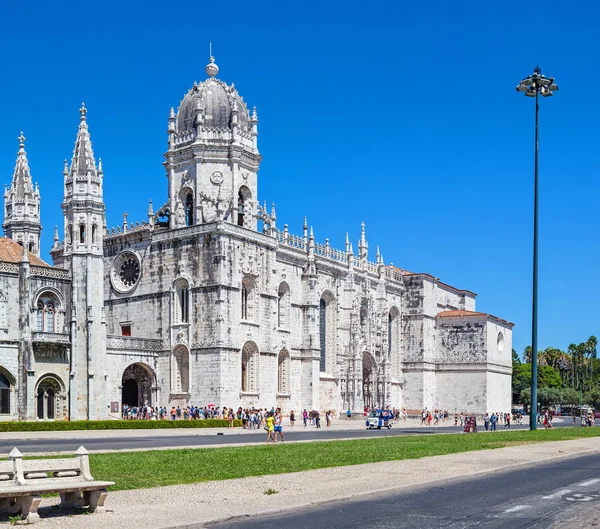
9;436;597;528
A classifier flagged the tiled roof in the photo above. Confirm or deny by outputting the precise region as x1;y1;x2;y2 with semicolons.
437;310;487;318
437;309;515;327
0;238;51;267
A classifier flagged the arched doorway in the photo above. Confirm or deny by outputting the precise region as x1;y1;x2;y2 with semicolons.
122;363;155;407
122;379;139;407
362;352;377;409
35;376;64;420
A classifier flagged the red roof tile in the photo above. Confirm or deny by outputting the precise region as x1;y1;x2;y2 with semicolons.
0;238;51;267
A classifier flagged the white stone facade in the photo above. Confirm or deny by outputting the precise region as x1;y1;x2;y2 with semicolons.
0;57;513;421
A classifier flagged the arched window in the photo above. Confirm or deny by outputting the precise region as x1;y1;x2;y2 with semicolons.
319;298;327;372
67;224;73;245
172;347;190;394
388;307;401;377
241;277;256;321
241;341;258;393
44;302;55;332
0;373;10;414
237;186;252;228
79;224;85;244
173;279;189;324
277;282;290;329
319;292;336;373
36;293;60;333
28;242;34;252
278;349;290;394
35;376;63;420
184;194;194;226
92;224;97;245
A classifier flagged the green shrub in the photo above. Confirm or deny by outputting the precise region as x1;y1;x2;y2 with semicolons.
0;419;242;432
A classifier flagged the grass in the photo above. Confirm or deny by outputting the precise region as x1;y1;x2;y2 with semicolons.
82;427;600;491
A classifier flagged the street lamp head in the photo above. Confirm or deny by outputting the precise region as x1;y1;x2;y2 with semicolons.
516;67;558;98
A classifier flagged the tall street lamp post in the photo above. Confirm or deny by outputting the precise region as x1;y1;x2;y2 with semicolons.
516;67;558;431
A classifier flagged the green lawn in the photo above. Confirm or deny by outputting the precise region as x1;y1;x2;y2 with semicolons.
84;427;600;491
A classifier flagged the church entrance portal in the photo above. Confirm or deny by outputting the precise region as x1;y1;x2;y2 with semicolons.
122;379;139;407
121;363;154;407
362;352;377;409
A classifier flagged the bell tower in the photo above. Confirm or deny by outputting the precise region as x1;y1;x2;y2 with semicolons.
3;133;42;256
61;104;107;420
165;56;261;230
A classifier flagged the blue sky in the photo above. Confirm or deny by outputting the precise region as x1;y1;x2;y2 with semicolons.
0;1;597;356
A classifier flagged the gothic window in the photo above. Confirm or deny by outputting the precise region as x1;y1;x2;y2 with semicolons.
28;242;34;252
319;292;336;373
319;298;327;372
44;302;55;333
0;373;10;414
36;294;59;333
92;224;97;245
277;282;290;328
241;342;259;393
278;349;290;394
79;224;85;244
241;277;256;321
171;346;190;394
184;194;194;226
173;279;190;324
67;224;73;245
389;307;401;377
237;186;252;228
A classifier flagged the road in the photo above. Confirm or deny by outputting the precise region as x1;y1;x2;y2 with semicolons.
0;419;584;454
209;452;600;529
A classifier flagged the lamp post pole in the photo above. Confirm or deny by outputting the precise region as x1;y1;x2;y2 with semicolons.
516;67;558;432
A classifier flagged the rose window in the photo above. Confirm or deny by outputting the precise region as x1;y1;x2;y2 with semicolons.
111;251;142;293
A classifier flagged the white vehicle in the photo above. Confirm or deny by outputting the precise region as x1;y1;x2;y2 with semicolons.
365;410;393;430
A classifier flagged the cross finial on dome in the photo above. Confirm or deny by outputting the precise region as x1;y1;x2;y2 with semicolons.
80;102;87;121
18;132;25;149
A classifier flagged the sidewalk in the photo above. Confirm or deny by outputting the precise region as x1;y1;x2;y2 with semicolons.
14;436;599;529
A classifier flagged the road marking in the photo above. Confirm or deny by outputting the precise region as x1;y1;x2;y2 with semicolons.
504;505;529;513
576;478;600;487
565;493;599;502
542;489;572;499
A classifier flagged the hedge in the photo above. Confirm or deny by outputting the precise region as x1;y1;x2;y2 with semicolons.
0;419;242;432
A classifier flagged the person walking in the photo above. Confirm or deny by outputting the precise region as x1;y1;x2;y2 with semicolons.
315;411;321;428
490;413;497;431
484;413;490;431
346;407;352;421
303;409;308;427
265;412;275;443
289;410;295;426
326;410;332;427
274;408;284;442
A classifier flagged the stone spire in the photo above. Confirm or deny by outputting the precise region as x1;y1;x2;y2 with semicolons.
53;225;60;249
69;103;97;178
358;221;368;261
12;132;34;197
3;132;42;256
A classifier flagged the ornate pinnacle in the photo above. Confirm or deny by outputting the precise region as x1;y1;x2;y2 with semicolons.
18;132;25;149
80;102;87;121
63;159;68;176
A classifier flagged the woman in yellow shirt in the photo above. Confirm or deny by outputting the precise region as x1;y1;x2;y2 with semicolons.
265;413;275;443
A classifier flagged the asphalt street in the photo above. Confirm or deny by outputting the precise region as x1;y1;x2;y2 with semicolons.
209;452;600;529
0;419;583;454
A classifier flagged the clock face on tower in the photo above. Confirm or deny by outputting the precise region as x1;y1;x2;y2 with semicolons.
110;251;141;293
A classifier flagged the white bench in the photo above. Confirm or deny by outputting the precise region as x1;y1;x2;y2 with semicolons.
0;446;115;524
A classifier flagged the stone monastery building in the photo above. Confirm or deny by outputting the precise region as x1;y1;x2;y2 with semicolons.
0;56;513;421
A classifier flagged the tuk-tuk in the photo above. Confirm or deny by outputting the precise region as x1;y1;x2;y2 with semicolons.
366;409;393;429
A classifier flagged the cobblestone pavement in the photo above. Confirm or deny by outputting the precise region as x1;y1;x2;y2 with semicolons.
6;436;596;528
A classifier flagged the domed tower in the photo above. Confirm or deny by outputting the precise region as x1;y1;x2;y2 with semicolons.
164;56;261;230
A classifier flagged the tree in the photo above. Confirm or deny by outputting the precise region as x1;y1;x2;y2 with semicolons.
538;387;561;408
584;388;600;409
512;348;521;366
562;387;580;407
519;387;531;406
523;346;533;364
